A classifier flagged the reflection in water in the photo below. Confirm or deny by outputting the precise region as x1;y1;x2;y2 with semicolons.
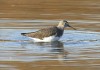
0;0;100;69
0;30;100;70
21;41;68;60
35;41;68;55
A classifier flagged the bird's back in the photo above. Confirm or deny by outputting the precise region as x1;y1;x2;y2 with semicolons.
21;26;64;40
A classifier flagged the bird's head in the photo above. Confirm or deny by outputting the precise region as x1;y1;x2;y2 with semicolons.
57;20;76;30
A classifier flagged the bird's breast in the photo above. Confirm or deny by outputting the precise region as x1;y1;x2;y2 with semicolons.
56;29;64;37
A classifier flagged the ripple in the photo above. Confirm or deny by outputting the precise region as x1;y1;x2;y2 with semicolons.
0;29;100;62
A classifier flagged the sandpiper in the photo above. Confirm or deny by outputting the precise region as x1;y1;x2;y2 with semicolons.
21;20;76;42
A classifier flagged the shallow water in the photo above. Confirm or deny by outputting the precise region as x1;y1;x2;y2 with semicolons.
0;0;100;70
0;29;100;70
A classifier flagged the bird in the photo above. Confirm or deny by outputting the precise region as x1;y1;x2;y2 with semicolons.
21;20;76;42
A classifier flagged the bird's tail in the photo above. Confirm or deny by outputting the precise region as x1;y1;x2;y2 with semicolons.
21;33;27;36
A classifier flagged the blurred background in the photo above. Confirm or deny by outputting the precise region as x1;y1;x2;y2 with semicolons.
0;0;100;70
0;0;100;31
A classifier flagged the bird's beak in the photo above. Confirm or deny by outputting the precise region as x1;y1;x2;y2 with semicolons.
69;25;76;30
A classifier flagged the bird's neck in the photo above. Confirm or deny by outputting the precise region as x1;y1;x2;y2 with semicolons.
57;26;64;30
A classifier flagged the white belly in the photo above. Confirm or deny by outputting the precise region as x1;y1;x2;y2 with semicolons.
29;36;61;42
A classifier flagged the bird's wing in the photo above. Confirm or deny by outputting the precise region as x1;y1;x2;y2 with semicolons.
22;27;58;39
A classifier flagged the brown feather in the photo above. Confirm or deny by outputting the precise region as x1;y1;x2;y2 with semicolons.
21;26;64;39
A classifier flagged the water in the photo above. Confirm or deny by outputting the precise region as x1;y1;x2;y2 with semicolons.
0;29;100;70
0;0;100;70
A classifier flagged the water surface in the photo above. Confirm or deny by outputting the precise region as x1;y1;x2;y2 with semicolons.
0;29;100;70
0;0;100;70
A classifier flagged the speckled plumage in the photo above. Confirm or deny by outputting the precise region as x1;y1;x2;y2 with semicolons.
21;20;75;42
21;26;63;40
